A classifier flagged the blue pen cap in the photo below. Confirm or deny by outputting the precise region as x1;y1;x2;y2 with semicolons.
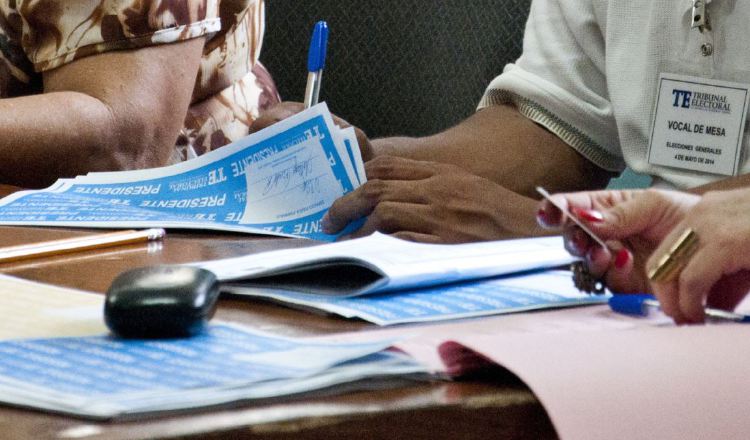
307;21;329;72
608;294;657;316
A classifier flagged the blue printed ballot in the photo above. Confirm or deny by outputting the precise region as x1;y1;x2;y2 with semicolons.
228;271;607;326
0;324;425;418
0;104;363;241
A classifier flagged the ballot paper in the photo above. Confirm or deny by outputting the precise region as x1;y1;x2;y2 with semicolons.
226;270;607;325
199;233;577;293
0;273;426;419
0;103;363;241
196;233;602;325
0;324;425;419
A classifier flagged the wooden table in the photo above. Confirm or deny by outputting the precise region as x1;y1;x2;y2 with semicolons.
0;186;557;439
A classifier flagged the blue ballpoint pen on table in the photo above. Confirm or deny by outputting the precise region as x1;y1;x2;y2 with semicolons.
609;294;750;323
304;21;329;109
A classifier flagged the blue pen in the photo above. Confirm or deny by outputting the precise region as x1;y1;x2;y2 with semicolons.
608;294;750;323
304;21;329;109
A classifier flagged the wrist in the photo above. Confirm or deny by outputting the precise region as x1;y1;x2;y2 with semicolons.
498;191;552;237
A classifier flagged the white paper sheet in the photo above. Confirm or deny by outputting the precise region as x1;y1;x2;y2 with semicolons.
0;275;106;339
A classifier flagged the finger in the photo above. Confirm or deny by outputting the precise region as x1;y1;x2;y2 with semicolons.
250;102;305;132
538;189;632;230
345;202;434;239
364;156;441;181
536;199;564;228
538;192;590;229
650;280;687;323
584;243;614;280
322;179;426;234
563;226;595;257
594;191;670;239
646;224;696;323
322;189;376;234
645;222;692;282
676;246;726;323
602;248;639;293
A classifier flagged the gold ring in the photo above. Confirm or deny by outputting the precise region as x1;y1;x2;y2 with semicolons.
647;228;700;282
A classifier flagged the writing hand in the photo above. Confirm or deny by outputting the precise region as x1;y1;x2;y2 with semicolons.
251;102;374;161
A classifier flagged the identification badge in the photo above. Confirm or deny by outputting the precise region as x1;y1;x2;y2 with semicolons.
647;73;750;176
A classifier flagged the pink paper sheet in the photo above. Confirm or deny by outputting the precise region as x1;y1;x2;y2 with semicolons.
439;324;750;440
315;301;750;439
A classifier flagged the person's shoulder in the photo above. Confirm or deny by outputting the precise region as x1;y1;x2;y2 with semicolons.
22;0;221;72
215;0;261;31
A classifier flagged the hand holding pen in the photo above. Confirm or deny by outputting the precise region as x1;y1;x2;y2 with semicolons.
251;20;374;161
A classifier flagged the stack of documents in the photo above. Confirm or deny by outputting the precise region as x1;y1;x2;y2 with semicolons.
0;104;364;241
0;324;424;419
197;233;607;325
0;274;425;419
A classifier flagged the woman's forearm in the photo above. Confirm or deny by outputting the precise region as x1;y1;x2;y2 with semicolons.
0;92;128;188
0;38;205;188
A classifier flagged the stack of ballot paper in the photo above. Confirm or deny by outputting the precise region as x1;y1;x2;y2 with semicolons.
196;233;608;325
0;274;426;419
0;324;424;419
0;104;364;241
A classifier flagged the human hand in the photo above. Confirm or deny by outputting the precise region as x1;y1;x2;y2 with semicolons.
322;155;541;243
537;189;699;294
251;101;375;161
646;189;750;323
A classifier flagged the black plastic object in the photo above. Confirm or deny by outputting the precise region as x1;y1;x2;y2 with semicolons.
104;266;220;339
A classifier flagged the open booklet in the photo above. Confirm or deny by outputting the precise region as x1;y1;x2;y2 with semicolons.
0;103;364;242
0;274;426;419
196;233;607;325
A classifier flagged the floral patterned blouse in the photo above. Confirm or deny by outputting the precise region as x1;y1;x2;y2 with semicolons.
0;0;280;163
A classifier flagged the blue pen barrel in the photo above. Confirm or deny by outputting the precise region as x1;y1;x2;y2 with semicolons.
608;294;657;316
307;21;329;72
304;21;329;109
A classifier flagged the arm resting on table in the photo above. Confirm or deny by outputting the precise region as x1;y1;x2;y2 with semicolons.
0;38;204;188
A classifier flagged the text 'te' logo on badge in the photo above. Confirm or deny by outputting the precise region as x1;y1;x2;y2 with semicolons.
672;89;692;108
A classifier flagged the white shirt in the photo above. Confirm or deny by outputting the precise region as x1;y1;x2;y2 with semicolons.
480;0;750;189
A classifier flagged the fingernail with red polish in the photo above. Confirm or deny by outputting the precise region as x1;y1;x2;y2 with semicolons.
615;249;630;269
572;207;604;223
565;228;590;256
536;208;551;227
537;206;561;227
